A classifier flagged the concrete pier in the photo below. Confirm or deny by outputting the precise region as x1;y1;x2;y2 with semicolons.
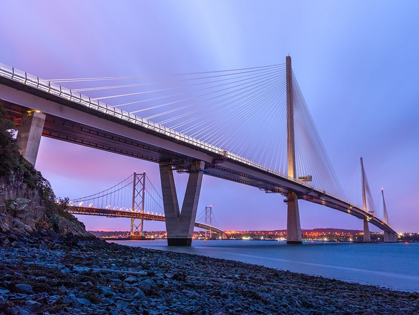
286;191;302;244
384;231;398;243
160;161;204;246
363;219;371;242
16;110;45;165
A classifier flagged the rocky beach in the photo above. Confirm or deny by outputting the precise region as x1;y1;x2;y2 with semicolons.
1;233;418;315
1;101;418;315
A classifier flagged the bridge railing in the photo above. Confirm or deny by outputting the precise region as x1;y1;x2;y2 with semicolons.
0;63;390;229
0;63;226;155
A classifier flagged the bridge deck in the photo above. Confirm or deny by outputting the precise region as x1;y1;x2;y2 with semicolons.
0;64;397;236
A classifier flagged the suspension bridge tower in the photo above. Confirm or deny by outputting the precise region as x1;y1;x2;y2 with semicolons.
286;56;302;244
131;172;146;236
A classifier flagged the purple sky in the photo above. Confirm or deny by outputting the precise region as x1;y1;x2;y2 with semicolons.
1;1;418;232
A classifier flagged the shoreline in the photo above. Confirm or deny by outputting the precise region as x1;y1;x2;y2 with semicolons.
1;235;418;314
111;239;419;293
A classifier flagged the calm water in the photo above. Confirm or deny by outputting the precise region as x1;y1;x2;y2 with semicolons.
110;240;419;292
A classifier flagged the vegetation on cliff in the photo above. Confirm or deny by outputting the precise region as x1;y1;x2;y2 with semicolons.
0;100;91;238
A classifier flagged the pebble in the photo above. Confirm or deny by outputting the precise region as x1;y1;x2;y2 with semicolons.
124;275;137;283
134;289;146;299
14;283;33;294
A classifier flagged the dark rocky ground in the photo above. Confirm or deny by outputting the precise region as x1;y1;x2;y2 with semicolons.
1;233;418;315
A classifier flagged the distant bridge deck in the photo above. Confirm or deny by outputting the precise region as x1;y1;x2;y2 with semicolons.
66;206;224;235
0;64;397;236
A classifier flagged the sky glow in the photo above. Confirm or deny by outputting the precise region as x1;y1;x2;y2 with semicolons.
0;0;418;232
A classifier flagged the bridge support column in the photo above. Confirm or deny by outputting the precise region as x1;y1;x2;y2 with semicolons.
16;110;45;165
384;231;398;243
160;161;205;246
285;56;302;245
286;192;302;244
363;219;371;242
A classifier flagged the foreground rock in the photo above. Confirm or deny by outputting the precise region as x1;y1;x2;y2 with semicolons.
1;236;418;315
0;100;92;239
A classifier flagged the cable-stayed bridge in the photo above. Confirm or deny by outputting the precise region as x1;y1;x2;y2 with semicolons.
0;57;398;245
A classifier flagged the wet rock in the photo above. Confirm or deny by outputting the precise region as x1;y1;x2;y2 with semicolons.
139;278;156;292
182;289;197;299
110;278;122;283
134;289;146;299
124;275;138;283
164;273;174;279
8;233;19;242
14;283;33;294
58;285;67;294
62;294;81;307
38;242;47;250
25;300;42;312
77;297;92;306
101;286;115;297
0;288;10;294
9;306;33;315
101;297;115;305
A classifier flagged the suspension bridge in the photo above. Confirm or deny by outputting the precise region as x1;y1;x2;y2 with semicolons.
0;56;398;245
65;172;224;236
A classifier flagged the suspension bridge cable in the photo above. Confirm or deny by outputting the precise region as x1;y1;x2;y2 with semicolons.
177;72;283;137
199;81;281;155
111;68;283;107
195;73;285;147
92;66;283;101
136;68;283;118
233;85;285;162
158;71;284;128
48;63;284;83
250;86;287;166
145;174;163;200
292;71;344;197
261;91;285;169
229;83;286;159
71;66;284;92
71;174;133;202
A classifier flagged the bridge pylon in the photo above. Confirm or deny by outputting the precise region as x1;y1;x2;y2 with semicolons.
160;160;205;246
286;56;302;244
130;172;146;236
204;206;213;240
360;157;371;242
381;189;398;243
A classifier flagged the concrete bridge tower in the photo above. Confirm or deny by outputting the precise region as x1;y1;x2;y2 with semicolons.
286;56;302;244
360;157;371;242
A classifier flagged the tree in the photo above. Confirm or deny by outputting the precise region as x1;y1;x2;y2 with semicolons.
0;99;20;176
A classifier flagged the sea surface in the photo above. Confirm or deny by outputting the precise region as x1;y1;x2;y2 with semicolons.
110;240;419;292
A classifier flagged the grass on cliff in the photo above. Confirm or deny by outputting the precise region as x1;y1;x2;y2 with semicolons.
0;100;86;234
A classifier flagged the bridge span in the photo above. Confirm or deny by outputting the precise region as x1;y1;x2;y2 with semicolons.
0;60;398;245
66;206;224;236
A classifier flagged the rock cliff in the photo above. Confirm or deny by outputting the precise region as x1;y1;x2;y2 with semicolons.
0;100;92;239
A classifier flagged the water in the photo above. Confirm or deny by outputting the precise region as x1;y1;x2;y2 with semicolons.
110;240;419;292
